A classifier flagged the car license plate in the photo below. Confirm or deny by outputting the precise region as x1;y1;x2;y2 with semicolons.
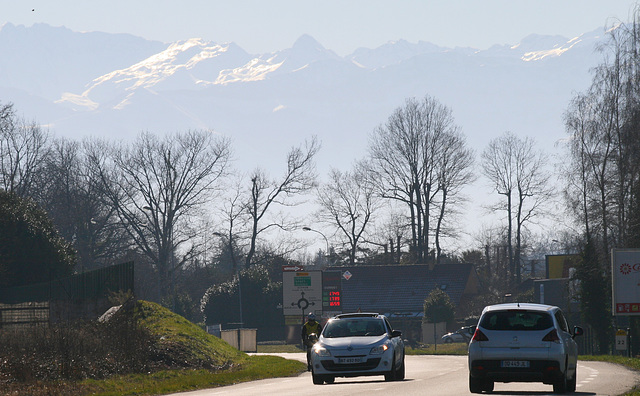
338;357;363;364
501;360;530;368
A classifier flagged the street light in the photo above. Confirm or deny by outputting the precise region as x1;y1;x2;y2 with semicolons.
213;231;243;327
302;226;330;262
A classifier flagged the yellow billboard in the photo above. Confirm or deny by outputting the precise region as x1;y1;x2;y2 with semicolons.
546;254;580;279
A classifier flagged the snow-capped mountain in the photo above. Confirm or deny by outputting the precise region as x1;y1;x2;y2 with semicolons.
0;23;165;101
0;23;606;176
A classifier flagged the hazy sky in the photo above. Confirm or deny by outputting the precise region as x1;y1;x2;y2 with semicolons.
2;0;639;55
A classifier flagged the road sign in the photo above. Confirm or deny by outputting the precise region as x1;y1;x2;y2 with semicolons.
616;329;628;351
282;270;322;317
612;249;640;315
282;265;304;272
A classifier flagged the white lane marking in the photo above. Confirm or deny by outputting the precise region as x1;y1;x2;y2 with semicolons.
576;364;599;388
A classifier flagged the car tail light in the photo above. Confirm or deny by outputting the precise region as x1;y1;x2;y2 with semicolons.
542;329;560;343
471;328;488;342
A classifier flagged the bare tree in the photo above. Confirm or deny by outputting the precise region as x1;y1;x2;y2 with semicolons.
0;102;50;197
481;132;552;286
243;137;319;268
434;130;475;262
215;181;246;273
88;130;231;302
563;14;640;258
317;161;381;265
368;95;472;263
36;137;129;272
560;10;640;354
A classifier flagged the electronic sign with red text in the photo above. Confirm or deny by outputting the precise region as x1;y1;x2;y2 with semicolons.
322;270;342;315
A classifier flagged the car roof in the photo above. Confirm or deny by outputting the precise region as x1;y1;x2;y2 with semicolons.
334;312;383;319
481;303;558;314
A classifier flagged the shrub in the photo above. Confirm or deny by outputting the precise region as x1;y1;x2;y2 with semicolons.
0;190;75;287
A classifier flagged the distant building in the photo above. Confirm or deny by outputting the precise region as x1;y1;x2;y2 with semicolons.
325;263;480;343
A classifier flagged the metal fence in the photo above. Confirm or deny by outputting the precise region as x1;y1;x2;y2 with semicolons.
0;261;134;328
0;301;49;328
0;261;134;304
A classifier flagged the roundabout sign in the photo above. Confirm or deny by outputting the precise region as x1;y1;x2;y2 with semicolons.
282;268;322;318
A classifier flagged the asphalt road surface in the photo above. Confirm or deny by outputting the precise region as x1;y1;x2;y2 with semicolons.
171;354;640;396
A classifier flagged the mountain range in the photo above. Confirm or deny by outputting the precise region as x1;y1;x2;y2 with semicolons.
0;22;606;184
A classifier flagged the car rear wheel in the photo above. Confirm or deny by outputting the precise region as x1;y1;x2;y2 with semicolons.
469;375;483;393
567;369;576;392
553;373;568;393
567;376;576;393
484;380;494;392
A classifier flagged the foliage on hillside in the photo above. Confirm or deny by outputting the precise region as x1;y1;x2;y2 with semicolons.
0;189;75;287
0;300;252;394
131;300;246;369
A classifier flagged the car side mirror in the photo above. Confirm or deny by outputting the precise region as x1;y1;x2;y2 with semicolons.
573;326;584;338
391;330;402;338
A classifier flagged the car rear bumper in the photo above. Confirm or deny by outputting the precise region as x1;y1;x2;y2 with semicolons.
469;359;564;384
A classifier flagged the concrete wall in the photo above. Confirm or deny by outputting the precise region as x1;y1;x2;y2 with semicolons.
421;321;447;344
221;328;257;352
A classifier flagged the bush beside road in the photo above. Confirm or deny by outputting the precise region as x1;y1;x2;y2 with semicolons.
0;301;305;396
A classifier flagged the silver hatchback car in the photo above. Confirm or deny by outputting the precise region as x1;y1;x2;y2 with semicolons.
309;313;405;385
468;303;583;394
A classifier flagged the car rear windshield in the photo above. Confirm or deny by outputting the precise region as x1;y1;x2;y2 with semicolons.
323;318;386;338
480;310;553;331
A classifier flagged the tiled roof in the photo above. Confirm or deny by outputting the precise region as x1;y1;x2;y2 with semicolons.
327;264;475;315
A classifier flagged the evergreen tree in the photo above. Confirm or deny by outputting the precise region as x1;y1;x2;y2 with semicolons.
423;288;455;349
576;239;611;354
0;190;75;287
201;264;283;340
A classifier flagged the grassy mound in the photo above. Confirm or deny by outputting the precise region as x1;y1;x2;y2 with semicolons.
130;300;245;370
0;300;305;395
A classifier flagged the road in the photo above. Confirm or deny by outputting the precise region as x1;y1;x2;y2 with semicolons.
171;354;640;396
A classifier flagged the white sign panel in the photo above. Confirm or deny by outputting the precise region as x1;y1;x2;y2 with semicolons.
282;270;323;316
612;249;640;315
616;330;628;351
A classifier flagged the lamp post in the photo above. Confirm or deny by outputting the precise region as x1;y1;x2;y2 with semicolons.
302;226;330;266
213;231;243;327
302;226;329;253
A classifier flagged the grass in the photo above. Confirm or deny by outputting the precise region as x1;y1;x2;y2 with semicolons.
406;342;469;355
131;300;245;369
0;301;306;396
76;355;306;396
257;343;305;353
72;302;308;395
